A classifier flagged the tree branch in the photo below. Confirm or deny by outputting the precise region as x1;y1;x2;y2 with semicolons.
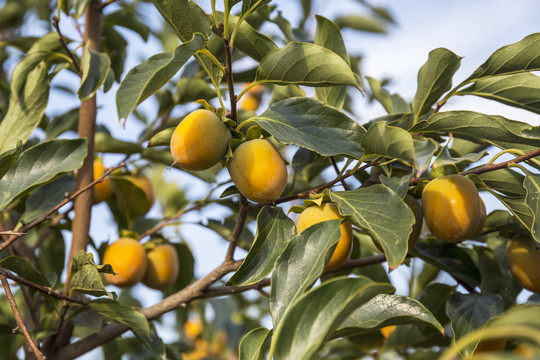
1;274;45;360
67;0;103;284
52;16;81;74
219;22;237;126
138;202;204;241
225;195;248;262
0;267;87;306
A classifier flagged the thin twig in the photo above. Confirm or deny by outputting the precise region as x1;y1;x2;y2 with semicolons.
1;275;45;360
0;267;87;306
0;231;25;236
52;16;81;74
99;0;116;9
138;202;204;241
330;157;351;190
0;162;125;253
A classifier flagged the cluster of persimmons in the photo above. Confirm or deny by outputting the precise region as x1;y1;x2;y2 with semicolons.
94;85;539;300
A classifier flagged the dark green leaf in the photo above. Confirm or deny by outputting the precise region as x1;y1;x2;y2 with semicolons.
241;0;271;17
45;107;79;139
413;239;481;288
247;97;365;159
78;47;111;101
239;327;271;360
95;132;142;154
334;15;386;33
229;207;296;286
411;110;540;151
0;139;87;211
0;61;49;153
0;256;49;287
476;169;525;197
255;42;362;90
314;15;349;110
412;48;461;120
361;121;415;165
270;220;342;327
414;137;439;173
69;250;113;298
116;33;205;121
328;186;415;269
457;73;540;115
89;298;149;337
335;293;443;337
103;9;150;41
22;175;76;223
0;140;22;180
148;127;174;147
446;293;504;357
270;276;394;360
217;12;277;62
463;33;540;83
522;169;540;241
175;78;217;104
151;0;212;42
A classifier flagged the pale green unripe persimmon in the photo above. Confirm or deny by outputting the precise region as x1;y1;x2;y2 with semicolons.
296;203;353;271
170;109;232;171
227;139;287;203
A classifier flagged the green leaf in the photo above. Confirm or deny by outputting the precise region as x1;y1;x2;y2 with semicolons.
241;0;270;17
457;73;540;115
10;51;50;99
269;220;342;327
314;15;349;110
270;276;394;360
0;139;87;211
433;145;488;172
95;132;143;154
328;186;415;269
334;15;386;33
335;293;444;337
522;169;540;242
446;293;504;357
151;0;212;42
217;12;277;62
0;61;49;153
89;298;149;337
22;175;76;223
413;239;481;288
69;250;113;298
0;256;50;287
45;107;79;139
247;97;366;159
78;47;111;101
175;78;217;104
0;140;22;180
361;121;415;165
116;33;205;122
255;42;362;90
412;48;461;121
410;110;540;151
463;33;540;83
229;207;296;286
103;9;150;41
476;169;525;197
238;327;271;360
413;137;439;173
148;128;174;147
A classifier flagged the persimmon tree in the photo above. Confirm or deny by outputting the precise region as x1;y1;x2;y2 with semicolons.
1;0;540;359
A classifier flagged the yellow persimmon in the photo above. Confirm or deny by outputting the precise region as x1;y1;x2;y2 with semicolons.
142;243;179;291
103;238;147;287
227;139;287;203
507;235;540;293
92;158;113;204
170;109;232;171
296;203;353;271
422;174;483;243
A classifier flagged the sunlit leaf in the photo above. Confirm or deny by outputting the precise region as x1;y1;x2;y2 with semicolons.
89;298;149;337
78;47;111;101
239;327;271;360
361;121;415;165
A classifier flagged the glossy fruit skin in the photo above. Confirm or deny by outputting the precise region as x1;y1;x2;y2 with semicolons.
472;197;487;237
142;244;179;291
170;109;232;171
103;238;147;287
422;174;482;243
296;203;353;271
374;195;423;252
124;173;155;218
92;158;113;204
227;139;287;202
507;235;540;293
